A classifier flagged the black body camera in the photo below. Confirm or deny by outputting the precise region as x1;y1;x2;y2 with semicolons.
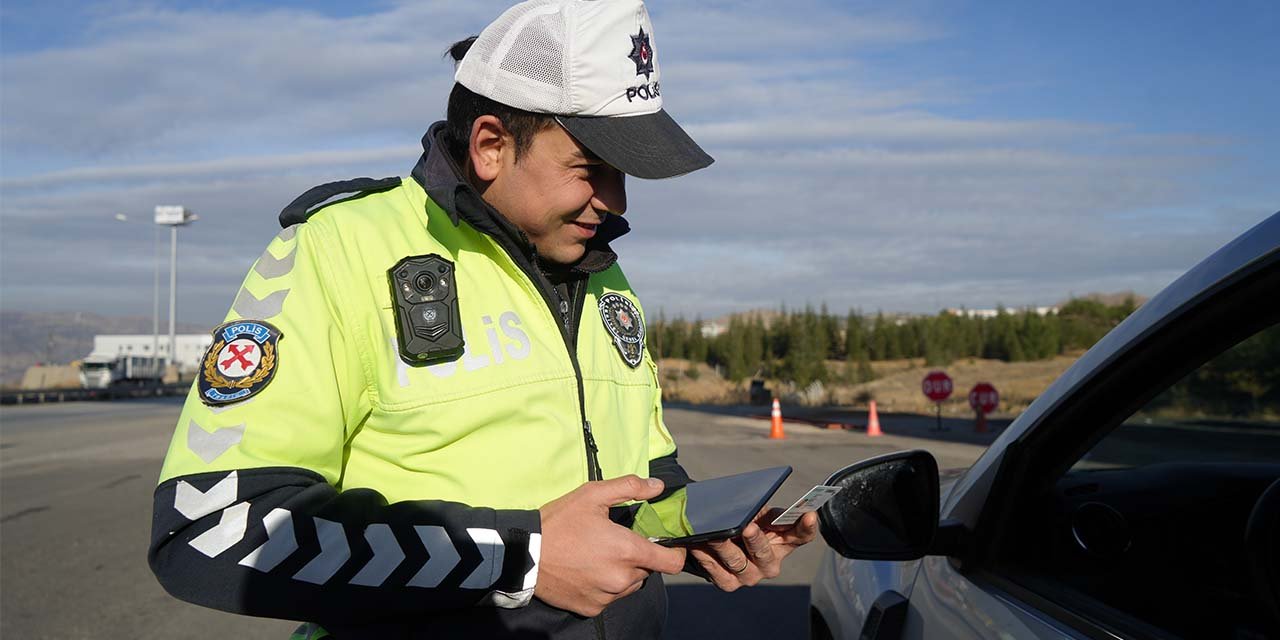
388;254;464;365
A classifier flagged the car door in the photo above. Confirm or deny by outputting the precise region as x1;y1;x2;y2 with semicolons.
905;216;1279;639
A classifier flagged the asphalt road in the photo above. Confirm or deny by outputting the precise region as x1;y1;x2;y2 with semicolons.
0;399;987;639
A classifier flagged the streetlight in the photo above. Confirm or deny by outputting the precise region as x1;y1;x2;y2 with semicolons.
155;206;198;372
113;213;162;376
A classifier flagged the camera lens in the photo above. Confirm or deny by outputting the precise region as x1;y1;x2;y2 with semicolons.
413;273;436;294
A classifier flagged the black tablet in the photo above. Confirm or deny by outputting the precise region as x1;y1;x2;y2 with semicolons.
631;465;792;546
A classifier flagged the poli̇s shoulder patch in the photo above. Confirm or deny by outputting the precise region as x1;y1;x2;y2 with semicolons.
198;320;283;406
599;292;646;368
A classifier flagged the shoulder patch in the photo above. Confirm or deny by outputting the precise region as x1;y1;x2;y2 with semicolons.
278;176;402;228
198;320;283;406
598;293;646;368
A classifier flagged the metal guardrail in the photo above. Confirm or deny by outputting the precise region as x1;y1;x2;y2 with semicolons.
0;383;191;405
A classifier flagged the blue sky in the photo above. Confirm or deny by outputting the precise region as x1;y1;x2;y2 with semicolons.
2;0;1276;324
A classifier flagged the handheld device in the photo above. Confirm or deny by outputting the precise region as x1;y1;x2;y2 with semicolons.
631;465;792;546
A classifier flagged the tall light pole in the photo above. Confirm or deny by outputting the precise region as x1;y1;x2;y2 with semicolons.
114;213;162;376
155;206;198;371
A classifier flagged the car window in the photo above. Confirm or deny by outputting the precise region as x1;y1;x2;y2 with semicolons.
1010;320;1280;638
1071;321;1280;471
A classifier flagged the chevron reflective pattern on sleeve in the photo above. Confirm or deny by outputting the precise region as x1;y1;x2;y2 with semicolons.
186;419;245;464
253;242;297;279
349;524;405;586
174;471;238;520
407;525;459;588
523;532;541;591
189;502;250;558
479;531;540;609
461;528;505;589
232;287;290;319
165;471;540;596
293;517;350;585
238;508;298;572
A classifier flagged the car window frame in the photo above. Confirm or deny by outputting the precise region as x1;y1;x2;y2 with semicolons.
958;250;1280;639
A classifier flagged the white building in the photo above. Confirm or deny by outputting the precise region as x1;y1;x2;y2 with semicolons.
700;321;726;338
86;334;212;373
943;306;1058;319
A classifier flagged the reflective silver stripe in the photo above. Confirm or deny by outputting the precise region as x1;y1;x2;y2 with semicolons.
173;471;238;520
232;287;289;319
294;518;351;585
407;525;460;588
239;508;298;572
189;502;250;558
253;244;297;279
186;419;244;463
461;527;505;589
349;524;404;586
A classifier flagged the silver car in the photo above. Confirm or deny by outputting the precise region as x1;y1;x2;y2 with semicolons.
810;211;1279;639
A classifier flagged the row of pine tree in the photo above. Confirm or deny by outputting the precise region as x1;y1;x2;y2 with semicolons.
649;297;1140;386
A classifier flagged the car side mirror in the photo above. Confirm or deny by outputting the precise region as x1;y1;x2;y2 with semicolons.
818;450;940;561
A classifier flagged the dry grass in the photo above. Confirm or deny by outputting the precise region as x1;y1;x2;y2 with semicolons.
656;354;1082;417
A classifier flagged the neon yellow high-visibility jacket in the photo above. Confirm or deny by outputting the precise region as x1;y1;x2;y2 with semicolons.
148;124;689;639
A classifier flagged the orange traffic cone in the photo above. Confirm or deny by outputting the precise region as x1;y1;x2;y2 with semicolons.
866;400;882;437
769;398;786;440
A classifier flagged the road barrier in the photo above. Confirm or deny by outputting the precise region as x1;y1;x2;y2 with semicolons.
0;383;190;405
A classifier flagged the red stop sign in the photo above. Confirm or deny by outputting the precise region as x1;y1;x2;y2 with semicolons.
921;371;953;402
969;382;999;414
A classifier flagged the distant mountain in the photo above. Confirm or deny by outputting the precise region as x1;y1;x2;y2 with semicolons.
0;311;208;386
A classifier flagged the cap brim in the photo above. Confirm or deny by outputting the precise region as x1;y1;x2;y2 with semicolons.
556;110;713;179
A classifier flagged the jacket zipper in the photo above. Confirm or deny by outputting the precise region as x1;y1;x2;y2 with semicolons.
530;257;603;482
554;277;608;640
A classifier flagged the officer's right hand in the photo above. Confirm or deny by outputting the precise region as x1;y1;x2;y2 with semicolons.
536;475;686;617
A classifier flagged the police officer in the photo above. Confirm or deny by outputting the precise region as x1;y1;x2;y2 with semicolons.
148;1;817;637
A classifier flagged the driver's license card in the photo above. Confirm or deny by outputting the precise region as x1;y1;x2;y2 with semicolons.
770;485;842;526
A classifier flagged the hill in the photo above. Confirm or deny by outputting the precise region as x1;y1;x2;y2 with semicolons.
0;311;208;387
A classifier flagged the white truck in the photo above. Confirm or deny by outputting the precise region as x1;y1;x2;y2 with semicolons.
79;354;164;388
77;334;211;388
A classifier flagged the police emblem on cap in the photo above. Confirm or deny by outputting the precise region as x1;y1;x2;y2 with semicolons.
198;320;282;406
599;292;646;368
628;27;654;79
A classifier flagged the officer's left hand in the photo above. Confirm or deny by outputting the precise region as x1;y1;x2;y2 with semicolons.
687;508;818;592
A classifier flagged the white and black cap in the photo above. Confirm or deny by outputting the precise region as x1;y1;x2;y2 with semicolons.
455;0;713;179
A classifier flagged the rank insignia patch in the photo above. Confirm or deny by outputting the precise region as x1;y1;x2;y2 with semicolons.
598;292;646;368
198;320;283;406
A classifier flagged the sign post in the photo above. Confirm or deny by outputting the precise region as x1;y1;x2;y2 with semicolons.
968;382;999;434
921;370;953;432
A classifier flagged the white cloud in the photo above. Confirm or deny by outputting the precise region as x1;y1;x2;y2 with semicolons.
1;1;1274;324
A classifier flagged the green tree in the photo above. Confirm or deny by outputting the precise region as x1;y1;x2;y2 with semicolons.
686;316;708;363
844;310;875;383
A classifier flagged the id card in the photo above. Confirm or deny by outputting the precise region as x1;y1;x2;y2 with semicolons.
770;485;843;526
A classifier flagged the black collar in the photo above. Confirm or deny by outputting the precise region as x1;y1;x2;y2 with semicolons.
410;122;628;275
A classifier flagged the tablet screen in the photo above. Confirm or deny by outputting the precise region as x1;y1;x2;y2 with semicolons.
631;465;791;544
